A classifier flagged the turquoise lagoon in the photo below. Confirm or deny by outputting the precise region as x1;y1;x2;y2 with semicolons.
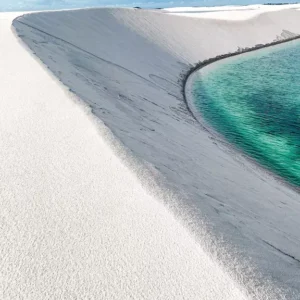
193;41;300;187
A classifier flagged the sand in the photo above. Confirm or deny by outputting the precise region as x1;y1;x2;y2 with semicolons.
0;10;250;300
1;5;300;300
164;4;300;20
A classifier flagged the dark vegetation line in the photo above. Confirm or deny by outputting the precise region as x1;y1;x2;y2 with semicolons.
181;34;300;123
264;2;299;5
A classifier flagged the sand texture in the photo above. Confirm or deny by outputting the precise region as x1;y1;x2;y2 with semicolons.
1;6;300;299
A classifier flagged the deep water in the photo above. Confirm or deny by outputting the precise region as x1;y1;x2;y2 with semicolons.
193;41;300;187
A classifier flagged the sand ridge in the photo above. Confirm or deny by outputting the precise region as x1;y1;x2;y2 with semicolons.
1;5;300;299
0;11;249;300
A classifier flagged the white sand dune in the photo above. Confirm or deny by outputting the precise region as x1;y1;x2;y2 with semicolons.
164;4;300;20
0;12;250;300
1;5;300;299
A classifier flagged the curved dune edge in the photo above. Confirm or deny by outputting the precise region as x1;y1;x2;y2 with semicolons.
11;8;300;299
1;12;251;300
184;37;300;193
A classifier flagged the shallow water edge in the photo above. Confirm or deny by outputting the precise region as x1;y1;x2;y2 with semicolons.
183;37;300;192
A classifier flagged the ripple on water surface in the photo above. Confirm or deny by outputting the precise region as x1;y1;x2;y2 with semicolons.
193;41;300;187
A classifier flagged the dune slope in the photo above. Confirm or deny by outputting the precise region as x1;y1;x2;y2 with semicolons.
12;8;300;299
0;12;253;300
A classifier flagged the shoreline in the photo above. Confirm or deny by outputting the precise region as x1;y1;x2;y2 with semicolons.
182;32;300;123
183;37;300;193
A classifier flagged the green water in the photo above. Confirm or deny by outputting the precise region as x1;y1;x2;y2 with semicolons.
193;41;300;187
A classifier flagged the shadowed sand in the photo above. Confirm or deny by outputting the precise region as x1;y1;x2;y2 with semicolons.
2;6;300;299
0;12;250;300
